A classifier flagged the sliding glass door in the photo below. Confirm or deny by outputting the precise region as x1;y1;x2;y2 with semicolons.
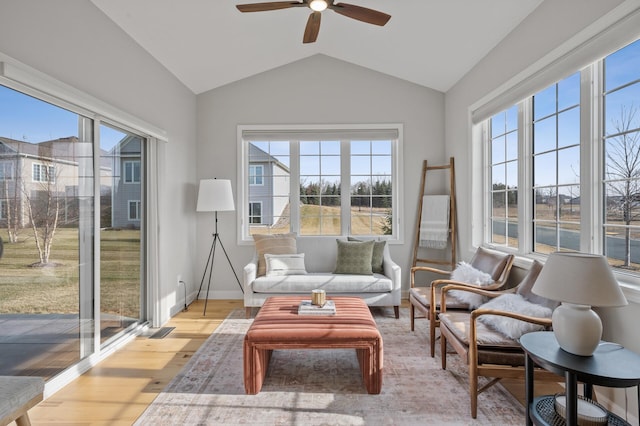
99;123;145;345
0;84;147;379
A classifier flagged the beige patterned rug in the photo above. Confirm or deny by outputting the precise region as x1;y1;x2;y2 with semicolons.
135;307;525;425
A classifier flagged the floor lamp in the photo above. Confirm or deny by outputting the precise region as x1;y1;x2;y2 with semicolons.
195;179;243;316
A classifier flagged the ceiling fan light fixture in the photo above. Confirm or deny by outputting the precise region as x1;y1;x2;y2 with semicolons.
309;0;328;12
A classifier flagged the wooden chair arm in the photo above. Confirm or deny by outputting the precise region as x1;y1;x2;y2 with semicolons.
410;265;451;288
470;309;553;328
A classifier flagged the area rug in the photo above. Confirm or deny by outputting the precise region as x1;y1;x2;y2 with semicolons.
135;308;525;425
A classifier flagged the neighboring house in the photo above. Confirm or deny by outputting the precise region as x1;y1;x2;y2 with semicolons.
110;135;142;229
248;144;289;226
0;136;112;229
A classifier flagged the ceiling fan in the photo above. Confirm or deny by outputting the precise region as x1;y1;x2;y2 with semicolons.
235;1;391;44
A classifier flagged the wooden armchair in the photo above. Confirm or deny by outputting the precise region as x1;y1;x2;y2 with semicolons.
409;247;515;357
438;260;561;418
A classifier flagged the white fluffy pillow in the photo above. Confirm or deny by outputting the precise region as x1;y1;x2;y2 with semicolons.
448;262;494;308
477;294;552;340
264;253;307;276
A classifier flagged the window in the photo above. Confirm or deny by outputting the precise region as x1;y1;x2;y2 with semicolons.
249;202;262;224
32;163;55;183
0;199;6;219
532;72;581;254
239;125;401;241
128;200;141;220
0;161;13;180
489;105;519;249
124;160;140;183
481;38;640;275
249;165;264;185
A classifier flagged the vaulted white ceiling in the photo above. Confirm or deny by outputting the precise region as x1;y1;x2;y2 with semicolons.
90;0;542;95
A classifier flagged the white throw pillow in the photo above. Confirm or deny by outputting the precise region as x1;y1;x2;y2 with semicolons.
448;262;494;308
477;294;552;340
264;253;307;276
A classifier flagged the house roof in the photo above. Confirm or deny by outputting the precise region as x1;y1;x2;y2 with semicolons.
89;0;543;94
0;136;112;168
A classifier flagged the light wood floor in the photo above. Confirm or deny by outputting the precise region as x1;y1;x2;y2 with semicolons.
28;299;560;425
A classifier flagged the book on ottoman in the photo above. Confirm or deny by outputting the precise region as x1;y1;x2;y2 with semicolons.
298;300;336;315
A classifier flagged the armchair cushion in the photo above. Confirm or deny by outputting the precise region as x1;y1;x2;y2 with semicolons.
515;260;560;310
449;262;494;308
477;294;552;340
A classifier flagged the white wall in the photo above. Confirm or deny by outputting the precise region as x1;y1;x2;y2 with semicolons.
196;54;445;297
0;0;198;324
445;0;639;420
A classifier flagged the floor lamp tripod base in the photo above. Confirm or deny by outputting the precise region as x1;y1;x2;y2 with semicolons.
196;232;242;316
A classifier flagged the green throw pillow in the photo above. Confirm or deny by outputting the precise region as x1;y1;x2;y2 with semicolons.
334;239;374;275
347;237;386;274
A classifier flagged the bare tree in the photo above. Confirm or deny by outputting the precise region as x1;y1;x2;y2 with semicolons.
2;176;23;243
24;162;61;266
605;104;640;267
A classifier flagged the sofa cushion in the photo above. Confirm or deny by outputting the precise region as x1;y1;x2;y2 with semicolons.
264;253;307;276
252;272;393;294
348;237;386;274
253;233;297;277
334;239;375;275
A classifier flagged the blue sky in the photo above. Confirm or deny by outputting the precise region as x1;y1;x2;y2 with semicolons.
0;85;127;151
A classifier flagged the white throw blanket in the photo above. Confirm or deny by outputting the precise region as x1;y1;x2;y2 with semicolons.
419;195;450;249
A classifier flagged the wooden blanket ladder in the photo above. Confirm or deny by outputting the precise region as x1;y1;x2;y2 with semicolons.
412;157;457;270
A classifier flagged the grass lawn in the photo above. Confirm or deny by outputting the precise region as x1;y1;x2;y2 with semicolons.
0;228;140;316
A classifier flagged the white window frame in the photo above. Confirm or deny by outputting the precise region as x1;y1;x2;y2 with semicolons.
32;163;55;183
237;124;404;244
128;200;141;221
470;7;640;299
0;161;13;180
248;201;262;224
249;165;264;186
124;160;140;184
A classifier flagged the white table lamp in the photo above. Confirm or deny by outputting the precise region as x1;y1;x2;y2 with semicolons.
532;252;627;356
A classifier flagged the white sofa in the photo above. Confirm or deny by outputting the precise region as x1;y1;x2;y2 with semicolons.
243;243;402;318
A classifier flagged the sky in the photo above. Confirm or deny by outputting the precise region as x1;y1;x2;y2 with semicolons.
0;85;127;151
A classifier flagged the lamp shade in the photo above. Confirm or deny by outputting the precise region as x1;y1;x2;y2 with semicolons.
196;179;235;212
532;252;627;307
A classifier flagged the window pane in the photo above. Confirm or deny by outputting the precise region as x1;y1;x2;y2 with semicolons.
0;85;95;378
558;107;580;148
492;136;505;164
604;225;640;270
491;219;507;245
534;152;556;187
534;223;557;254
492;192;506;218
558;72;580;111
604;83;640;137
506;161;518;188
534;85;556;120
534;188;557;221
534;116;556;153
100;123;143;346
300;155;320;175
605;38;640;91
492;163;505;187
506;105;518;132
491;111;505;138
559;185;580;221
506;131;518;161
558;147;580;185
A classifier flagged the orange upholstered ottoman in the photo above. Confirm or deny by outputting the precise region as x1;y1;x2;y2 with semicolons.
243;296;383;395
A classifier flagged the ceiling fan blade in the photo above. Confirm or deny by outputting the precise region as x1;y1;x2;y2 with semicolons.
303;11;321;43
329;3;391;26
236;1;306;13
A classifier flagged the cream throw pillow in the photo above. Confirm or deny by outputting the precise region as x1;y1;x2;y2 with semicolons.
253;233;297;277
264;253;307;276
